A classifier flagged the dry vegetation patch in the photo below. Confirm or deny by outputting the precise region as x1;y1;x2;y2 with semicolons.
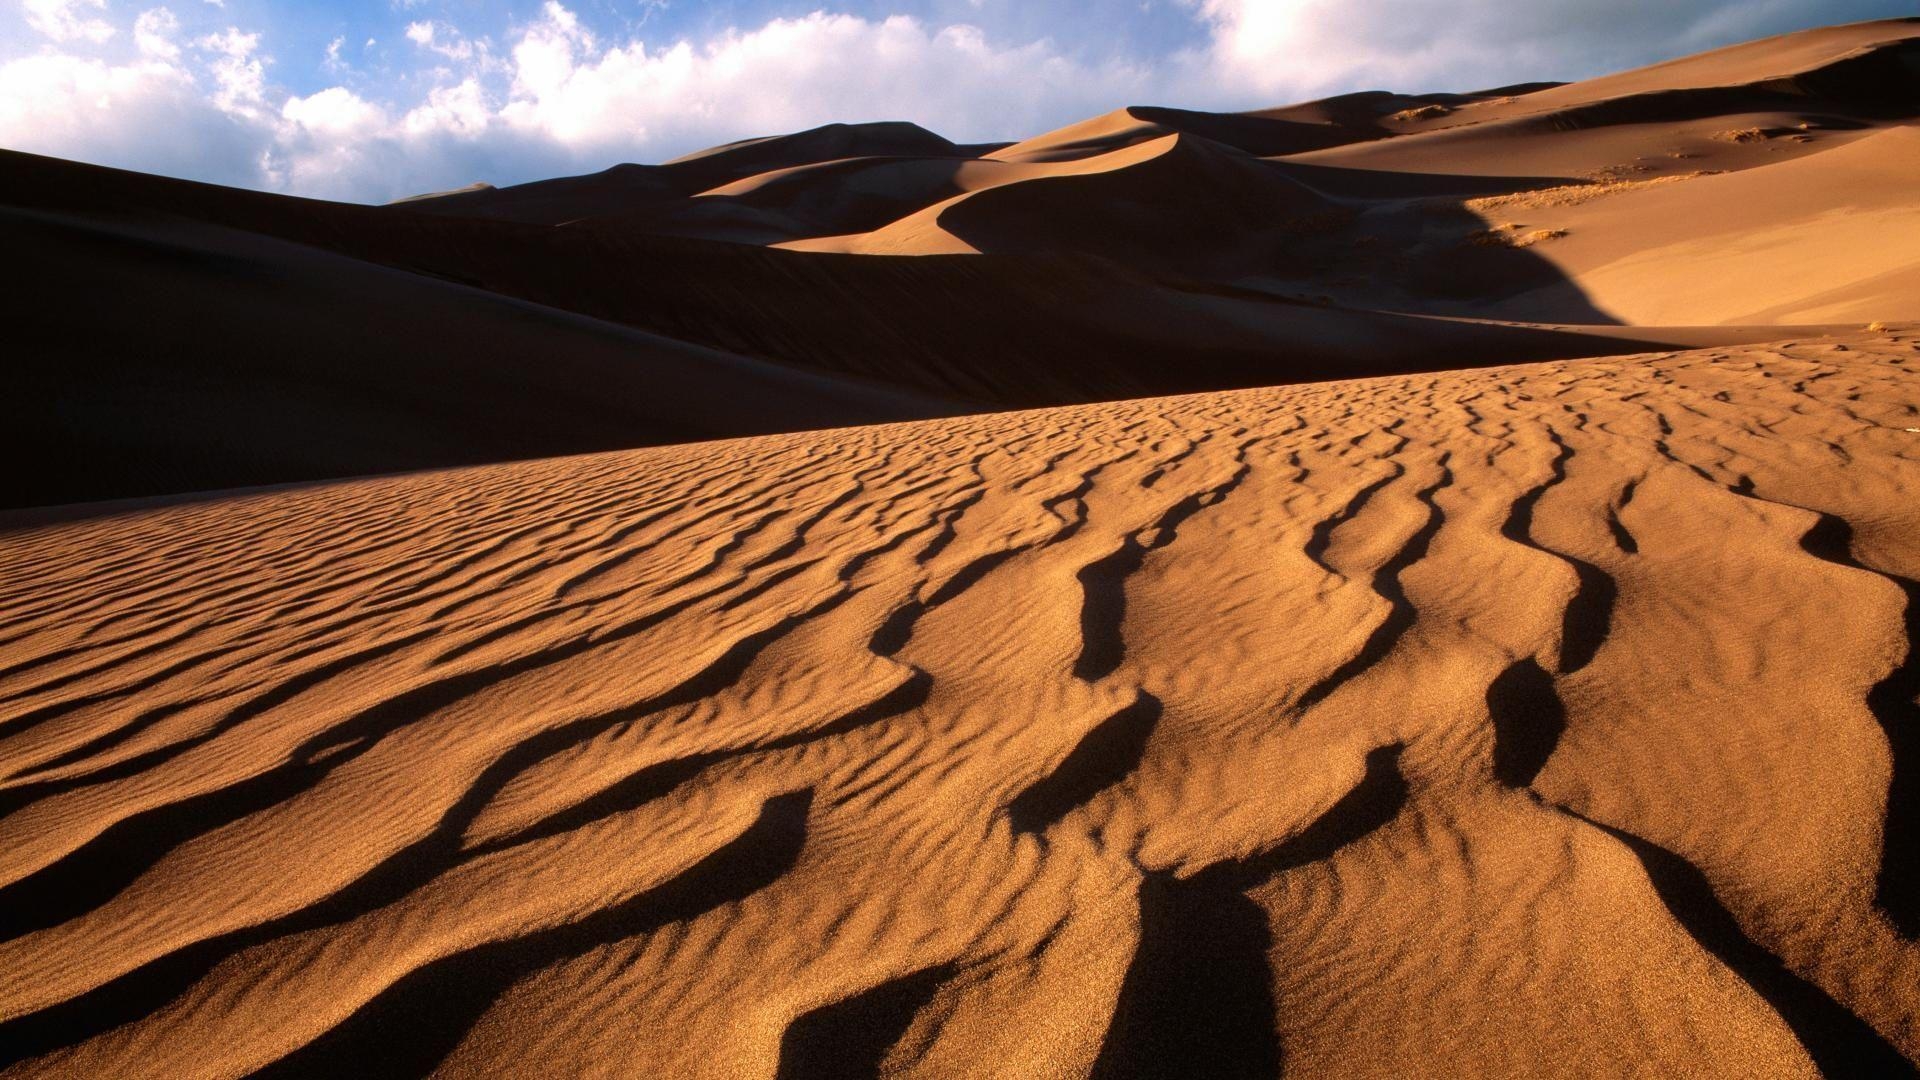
1470;225;1569;248
1463;171;1718;213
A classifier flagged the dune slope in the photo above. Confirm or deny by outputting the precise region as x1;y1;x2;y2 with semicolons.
0;204;958;511
6;145;1812;510
1;333;1917;1076
1476;125;1920;324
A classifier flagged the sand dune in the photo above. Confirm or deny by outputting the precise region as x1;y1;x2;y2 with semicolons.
405;121;985;227
2;147;1819;508
1465;18;1920;120
1474;125;1920;324
395;17;1919;289
1;333;1917;1076
763;21;1920;321
6;17;1916;509
784;134;1334;272
4;17;1920;1076
982;104;1380;165
0;200;956;510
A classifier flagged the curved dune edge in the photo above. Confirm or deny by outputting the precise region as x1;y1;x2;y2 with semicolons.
2;333;1918;1076
779;132;1331;264
774;133;1193;255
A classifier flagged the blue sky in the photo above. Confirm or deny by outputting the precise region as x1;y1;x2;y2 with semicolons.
1;0;1909;201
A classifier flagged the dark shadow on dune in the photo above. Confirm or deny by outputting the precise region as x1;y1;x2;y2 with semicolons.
1531;43;1920;132
1090;746;1407;1079
1254;162;1627;325
252;790;813;1079
775;963;956;1080
1485;658;1565;788
1008;693;1161;834
1071;540;1155;684
1269;160;1581;200
1868;576;1920;940
1563;809;1918;1079
3;143;1663;510
1296;457;1453;712
1088;873;1279;1080
660;155;974;244
1124;105;1386;157
1789;509;1920;939
1496;426;1618;673
929;138;1621;328
0;203;958;511
1074;453;1253;682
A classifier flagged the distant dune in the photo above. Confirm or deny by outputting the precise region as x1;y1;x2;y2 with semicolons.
6;17;1917;508
2;16;1919;1079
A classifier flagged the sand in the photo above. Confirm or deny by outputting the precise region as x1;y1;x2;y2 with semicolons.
3;14;1920;1079
2;334;1917;1076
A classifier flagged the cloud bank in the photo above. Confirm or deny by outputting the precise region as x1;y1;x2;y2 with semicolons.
0;0;1906;201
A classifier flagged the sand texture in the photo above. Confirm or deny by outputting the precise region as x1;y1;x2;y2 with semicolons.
3;334;1919;1076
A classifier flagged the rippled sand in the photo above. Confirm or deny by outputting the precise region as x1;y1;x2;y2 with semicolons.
2;335;1917;1076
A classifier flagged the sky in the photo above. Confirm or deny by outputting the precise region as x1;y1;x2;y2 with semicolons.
0;0;1909;202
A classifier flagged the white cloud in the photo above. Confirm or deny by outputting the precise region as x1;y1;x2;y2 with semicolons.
1177;0;1907;101
0;53;181;134
1;0;1907;204
403;77;491;137
405;19;478;62
494;5;1149;152
0;47;261;182
195;26;267;117
12;2;1147;201
227;4;1149;200
133;6;178;59
23;0;116;42
282;85;385;135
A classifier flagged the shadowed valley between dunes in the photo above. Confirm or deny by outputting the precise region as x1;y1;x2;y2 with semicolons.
5;18;1919;509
